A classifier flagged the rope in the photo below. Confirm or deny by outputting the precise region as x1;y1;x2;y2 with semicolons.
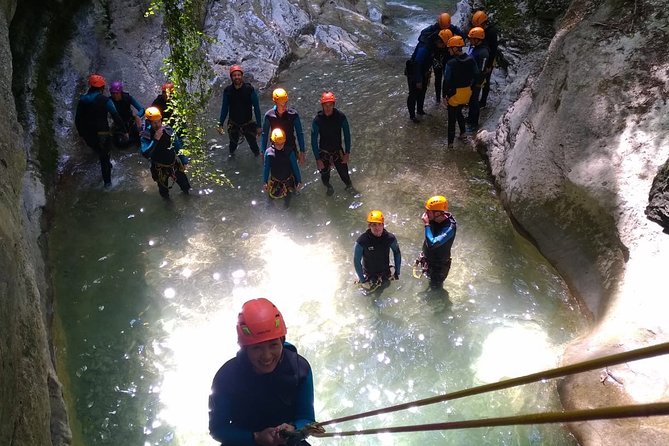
313;402;669;437
317;341;669;427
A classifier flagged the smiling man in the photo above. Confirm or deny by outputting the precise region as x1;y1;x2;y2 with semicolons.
353;210;402;285
208;298;315;446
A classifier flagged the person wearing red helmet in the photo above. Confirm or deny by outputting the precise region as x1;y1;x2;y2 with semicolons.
151;82;175;124
74;73;128;188
209;298;315;446
310;91;355;196
217;65;263;158
420;195;457;288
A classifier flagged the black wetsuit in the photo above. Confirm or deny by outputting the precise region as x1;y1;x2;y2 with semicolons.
422;213;457;287
140;123;190;198
111;92;144;146
219;82;262;156
354;229;401;282
311;108;352;188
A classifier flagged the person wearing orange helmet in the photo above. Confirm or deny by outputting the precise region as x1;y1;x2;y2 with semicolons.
471;9;499;108
208;298;315;446
217;65;263;158
151;81;175;124
74;73;128;188
441;35;479;148
262;128;303;202
420;195;457;288
261;88;307;165
354;210;402;285
310;91;355;196
466;27;490;133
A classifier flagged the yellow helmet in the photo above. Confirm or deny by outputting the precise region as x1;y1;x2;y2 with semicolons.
367;210;384;224
468;27;485;40
447;35;465;48
425;195;448;212
438;29;454;45
438;13;451;29
472;10;487;27
272;88;288;104
270;128;286;144
144;106;162;120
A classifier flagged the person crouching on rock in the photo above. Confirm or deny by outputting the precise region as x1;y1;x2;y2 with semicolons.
140;107;191;199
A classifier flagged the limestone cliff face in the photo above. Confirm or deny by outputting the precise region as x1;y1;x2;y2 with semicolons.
481;0;669;443
0;0;70;444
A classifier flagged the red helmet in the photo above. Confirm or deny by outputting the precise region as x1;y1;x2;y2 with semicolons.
88;74;106;88
320;91;336;104
162;82;174;92
229;65;243;77
236;298;287;346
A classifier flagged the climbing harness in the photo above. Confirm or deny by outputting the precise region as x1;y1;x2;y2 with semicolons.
228;120;256;145
153;156;186;190
356;267;396;295
279;423;326;445
267;176;295;199
320;149;343;165
412;252;429;279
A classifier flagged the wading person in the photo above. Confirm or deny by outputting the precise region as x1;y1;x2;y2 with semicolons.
261;88;306;165
354;210;402;285
310;91;355;196
109;80;144;147
208;298;315;446
140;106;191;199
263;128;302;203
75;73;127;188
217;64;262;158
405;36;433;123
421;195;457;289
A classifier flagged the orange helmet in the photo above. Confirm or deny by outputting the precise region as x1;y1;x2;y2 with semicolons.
367;210;384;224
162;82;174;92
438;13;451;29
144;107;162;120
447;35;465;48
229;65;243;77
320;91;336;104
438;29;454;45
270;128;286;144
236;298;287;346
425;195;448;212
272;88;288;104
468;27;485;40
88;74;106;88
472;10;488;27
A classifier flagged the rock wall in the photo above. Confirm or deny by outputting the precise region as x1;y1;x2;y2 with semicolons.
480;0;669;443
0;0;70;444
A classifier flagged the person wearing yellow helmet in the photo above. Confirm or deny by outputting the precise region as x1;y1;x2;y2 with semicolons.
466;27;490;133
208;298;316;446
311;91;356;196
353;210;402;285
217;64;263;158
420;195;457;288
441;36;479;148
74;73;128;188
471;9;500;108
261;87;307;165
140;106;191;198
262;128;303;202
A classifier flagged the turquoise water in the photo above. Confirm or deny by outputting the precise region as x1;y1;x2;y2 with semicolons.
52;1;588;445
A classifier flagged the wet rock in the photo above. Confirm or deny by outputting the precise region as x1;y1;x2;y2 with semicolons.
645;158;669;232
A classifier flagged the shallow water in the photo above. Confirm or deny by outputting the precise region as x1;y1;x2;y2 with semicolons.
52;1;588;445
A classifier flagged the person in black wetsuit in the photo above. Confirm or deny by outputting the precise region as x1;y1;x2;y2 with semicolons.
139;106;191;199
217;64;262;157
353;210;402;284
151;81;174;124
263;128;302;202
471;10;500;108
466;27;490;133
208;298;315;446
109;80;144;147
421;195;457;289
74;73;127;188
310;91;355;196
261;88;306;165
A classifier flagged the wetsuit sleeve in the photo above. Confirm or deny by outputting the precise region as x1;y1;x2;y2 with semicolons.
424;224;455;248
353;242;365;282
130;95;144;118
342;115;351;153
218;90;230;126
262;152;271;183
106;99;127;132
261;114;270;151
293;367;316;430
208;387;255;446
251;89;262;127
289;151;302;183
471;59;481;87
74;100;85;136
413;47;425;80
140;132;156;157
294;115;306;153
442;64;453;99
391;240;401;276
310;119;320;159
